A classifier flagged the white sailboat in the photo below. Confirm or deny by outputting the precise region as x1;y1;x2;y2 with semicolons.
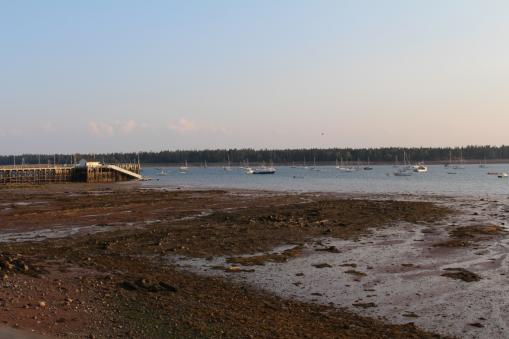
452;149;465;170
223;154;232;171
394;151;413;176
157;168;168;176
337;155;354;172
311;157;320;171
479;157;487;168
179;160;189;173
244;160;254;174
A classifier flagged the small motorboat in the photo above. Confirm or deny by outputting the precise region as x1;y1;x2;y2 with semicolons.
498;172;508;178
413;164;428;173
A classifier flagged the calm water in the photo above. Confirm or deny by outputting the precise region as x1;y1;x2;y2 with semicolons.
141;165;509;197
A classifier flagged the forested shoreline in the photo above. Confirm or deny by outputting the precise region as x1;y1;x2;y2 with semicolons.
2;145;509;165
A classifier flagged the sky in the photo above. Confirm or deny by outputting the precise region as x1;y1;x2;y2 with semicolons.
1;0;509;154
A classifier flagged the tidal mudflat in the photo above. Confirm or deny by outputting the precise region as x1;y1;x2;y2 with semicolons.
1;183;502;338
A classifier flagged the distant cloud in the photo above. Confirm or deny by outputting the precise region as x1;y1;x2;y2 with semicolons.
167;117;228;135
87;119;147;137
119;119;139;134
88;121;114;137
167;117;199;134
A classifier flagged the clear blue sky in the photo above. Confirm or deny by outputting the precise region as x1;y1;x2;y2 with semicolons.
1;0;508;154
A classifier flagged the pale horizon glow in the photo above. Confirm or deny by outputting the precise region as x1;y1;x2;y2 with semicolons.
1;1;509;155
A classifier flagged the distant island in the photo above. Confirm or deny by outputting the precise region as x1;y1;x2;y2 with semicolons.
2;145;509;166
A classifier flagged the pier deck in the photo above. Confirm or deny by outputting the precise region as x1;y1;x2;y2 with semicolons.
0;163;142;184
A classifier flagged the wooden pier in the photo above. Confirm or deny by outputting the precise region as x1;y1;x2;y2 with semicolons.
0;162;142;185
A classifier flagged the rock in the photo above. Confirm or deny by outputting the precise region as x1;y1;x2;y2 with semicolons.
315;246;340;253
1;261;13;270
312;263;332;269
469;322;484;328
353;302;377;308
159;282;177;292
344;270;367;277
119;281;138;291
441;268;481;282
339;263;357;268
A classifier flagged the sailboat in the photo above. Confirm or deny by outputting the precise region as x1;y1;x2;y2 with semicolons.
479;157;487;168
363;157;373;170
445;150;452;167
394;151;413;176
224;154;232;171
393;155;399;168
452;149;465;170
244;160;254;174
311;157;320;171
157;168;168;176
179;160;189;173
336;155;354;172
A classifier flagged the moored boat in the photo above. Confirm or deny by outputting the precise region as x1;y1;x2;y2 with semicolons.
252;166;276;175
394;151;413;176
413;164;428;173
179;160;189;173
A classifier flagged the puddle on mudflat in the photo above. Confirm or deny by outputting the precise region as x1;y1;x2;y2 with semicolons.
176;196;509;339
0;201;48;207
0;223;142;243
0;207;215;243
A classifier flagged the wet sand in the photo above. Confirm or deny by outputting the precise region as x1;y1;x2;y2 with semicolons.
0;183;469;338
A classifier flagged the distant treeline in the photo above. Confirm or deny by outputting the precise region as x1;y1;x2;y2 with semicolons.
2;145;509;166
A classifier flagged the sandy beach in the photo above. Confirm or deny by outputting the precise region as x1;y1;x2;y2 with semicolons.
1;183;506;338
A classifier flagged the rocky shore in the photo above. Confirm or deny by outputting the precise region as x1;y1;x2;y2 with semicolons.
0;184;452;338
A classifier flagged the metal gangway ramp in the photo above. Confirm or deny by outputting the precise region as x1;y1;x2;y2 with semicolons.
105;164;143;180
